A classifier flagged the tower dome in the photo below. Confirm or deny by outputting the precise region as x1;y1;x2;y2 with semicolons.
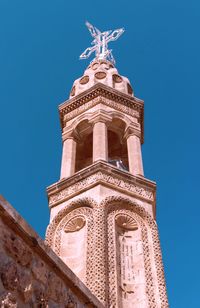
69;59;134;98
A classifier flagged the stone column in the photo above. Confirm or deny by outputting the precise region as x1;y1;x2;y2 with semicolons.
60;136;76;179
93;121;108;162
89;112;112;163
125;127;144;176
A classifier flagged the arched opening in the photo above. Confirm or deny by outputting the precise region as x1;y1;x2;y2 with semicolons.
75;120;93;172
75;132;93;172
108;118;129;171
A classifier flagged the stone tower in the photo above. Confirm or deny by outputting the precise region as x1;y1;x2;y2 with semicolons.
45;24;168;308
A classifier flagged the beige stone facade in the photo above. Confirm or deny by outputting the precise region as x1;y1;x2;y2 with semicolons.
46;60;169;307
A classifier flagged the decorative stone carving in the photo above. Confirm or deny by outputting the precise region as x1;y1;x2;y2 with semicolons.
91;205;108;305
59;84;143;130
101;196;168;308
45;197;97;247
64;216;86;232
45;193;168;307
115;213;138;230
63;95;140;125
53;207;94;289
48;170;154;207
107;206;155;307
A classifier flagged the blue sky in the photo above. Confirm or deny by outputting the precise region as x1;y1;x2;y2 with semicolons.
0;0;199;307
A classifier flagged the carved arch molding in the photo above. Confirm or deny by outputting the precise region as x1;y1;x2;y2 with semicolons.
45;196;168;308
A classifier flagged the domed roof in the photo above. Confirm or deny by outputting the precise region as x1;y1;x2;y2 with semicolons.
69;60;134;99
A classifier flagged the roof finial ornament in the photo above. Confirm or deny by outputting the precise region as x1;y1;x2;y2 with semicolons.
80;21;124;65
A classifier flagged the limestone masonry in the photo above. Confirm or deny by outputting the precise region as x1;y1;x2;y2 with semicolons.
46;59;169;307
0;58;168;307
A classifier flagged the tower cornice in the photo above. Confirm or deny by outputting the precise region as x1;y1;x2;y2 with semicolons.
59;83;144;143
46;160;156;218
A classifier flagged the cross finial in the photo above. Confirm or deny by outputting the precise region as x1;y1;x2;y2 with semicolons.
80;21;125;65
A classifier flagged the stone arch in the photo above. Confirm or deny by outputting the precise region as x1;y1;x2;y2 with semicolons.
101;195;154;225
70;112;93;131
67;109;132;134
108;110;132;131
73;118;93;172
45;197;97;247
45;197;97;288
107;117;129;170
100;196;168;308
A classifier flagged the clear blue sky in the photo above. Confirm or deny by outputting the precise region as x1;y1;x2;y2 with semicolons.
0;0;199;307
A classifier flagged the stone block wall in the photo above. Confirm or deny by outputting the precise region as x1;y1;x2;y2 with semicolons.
0;195;103;308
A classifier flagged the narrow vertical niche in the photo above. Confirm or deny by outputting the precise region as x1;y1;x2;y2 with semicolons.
115;214;146;308
60;216;87;282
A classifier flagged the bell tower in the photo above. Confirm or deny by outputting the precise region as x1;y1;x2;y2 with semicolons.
45;23;168;308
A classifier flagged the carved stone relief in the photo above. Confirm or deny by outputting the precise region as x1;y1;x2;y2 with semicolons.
61;215;87;281
48;171;154;207
63;95;140;124
102;196;168;308
51;207;94;289
115;214;147;307
46;195;168;308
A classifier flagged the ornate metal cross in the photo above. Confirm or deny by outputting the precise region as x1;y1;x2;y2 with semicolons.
80;21;124;65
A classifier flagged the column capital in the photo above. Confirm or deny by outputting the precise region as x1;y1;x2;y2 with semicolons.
88;111;112;127
62;129;80;142
124;125;141;140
